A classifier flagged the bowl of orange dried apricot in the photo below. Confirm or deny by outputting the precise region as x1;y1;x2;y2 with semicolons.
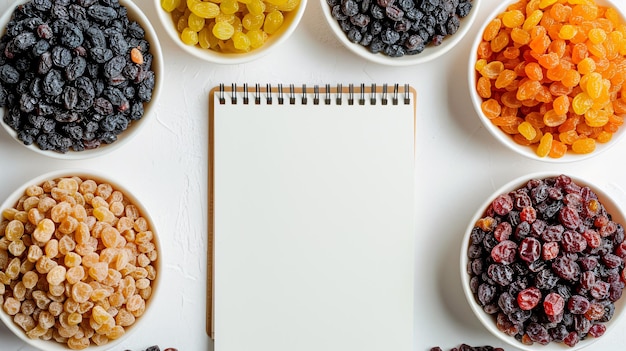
468;0;626;162
154;0;307;64
0;170;161;350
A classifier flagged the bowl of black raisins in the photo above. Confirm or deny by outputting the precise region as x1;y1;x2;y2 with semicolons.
321;0;480;65
0;0;163;159
154;0;307;65
461;173;626;350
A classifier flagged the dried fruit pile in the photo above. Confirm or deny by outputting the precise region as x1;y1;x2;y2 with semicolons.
0;176;158;350
475;0;626;158
467;175;626;347
161;0;301;52
0;0;156;153
327;0;474;57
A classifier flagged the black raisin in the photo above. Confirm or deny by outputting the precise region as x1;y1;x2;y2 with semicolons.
0;65;20;84
456;1;472;17
12;32;37;51
51;45;72;68
385;5;404;21
103;55;126;78
87;4;118;23
90;47;114;63
60;22;84;48
85;24;106;47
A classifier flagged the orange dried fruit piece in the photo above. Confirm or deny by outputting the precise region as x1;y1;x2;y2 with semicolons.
523;9;544;31
503;10;525;28
549;140;567;158
493;116;522;127
491;31;511;53
530;33;551;54
495;69;518;89
562;69;581;87
511;28;531;45
558;24;577;40
525;112;546;128
477;76;492;98
525;62;544;80
517;80;542;100
584;72;604;99
597;130;613;143
571;137;596;154
588;28;608;44
480;61;505;79
543;109;567;127
484;18;502;41
578;57;597;74
553;95;570;115
584;109;610;127
559;129;580;145
482;99;502;119
539;0;557;9
538;52;560;69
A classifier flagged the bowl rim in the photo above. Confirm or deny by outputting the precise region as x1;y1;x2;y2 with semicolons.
0;168;162;351
459;172;626;351
0;0;164;160
467;0;626;163
319;0;482;66
152;0;308;65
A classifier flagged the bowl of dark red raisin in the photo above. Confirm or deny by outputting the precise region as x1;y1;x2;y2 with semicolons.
461;173;626;350
320;0;481;65
155;0;307;65
0;0;163;159
468;0;626;162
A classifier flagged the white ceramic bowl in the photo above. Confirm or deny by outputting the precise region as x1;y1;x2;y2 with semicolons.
468;0;626;163
154;0;307;64
320;0;481;66
460;172;626;351
0;0;163;160
0;169;161;351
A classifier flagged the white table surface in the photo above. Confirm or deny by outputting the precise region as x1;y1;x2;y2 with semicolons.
2;0;626;350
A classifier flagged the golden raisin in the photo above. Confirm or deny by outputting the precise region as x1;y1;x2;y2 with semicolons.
571;137;596;153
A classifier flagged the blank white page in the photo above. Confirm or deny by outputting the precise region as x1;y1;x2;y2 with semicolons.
211;85;415;351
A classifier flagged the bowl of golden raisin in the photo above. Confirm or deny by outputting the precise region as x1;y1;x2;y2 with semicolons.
0;170;161;350
468;0;626;162
155;0;307;64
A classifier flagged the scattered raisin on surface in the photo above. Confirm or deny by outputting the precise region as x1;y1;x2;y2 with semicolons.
0;0;156;153
430;344;505;351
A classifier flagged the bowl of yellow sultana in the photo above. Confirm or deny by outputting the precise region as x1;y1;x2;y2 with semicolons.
154;0;307;64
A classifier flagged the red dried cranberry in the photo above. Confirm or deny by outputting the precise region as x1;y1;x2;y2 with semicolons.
518;287;542;310
519;237;541;263
494;222;512;242
588;323;606;337
492;194;514;216
491;240;518;264
542;242;559;260
543;292;565;316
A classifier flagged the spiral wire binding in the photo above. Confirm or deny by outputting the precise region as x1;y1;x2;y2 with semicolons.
217;83;412;106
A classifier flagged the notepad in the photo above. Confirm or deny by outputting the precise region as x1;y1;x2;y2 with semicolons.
208;83;416;351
